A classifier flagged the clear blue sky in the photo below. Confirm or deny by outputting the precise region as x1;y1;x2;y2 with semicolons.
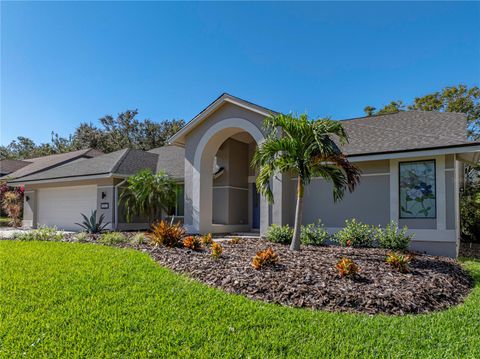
1;1;479;145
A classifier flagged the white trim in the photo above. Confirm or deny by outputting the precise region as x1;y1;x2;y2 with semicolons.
290;172;390;181
436;156;446;231
389;159;399;222
213;185;249;191
8;173;126;186
349;144;480;163
169;95;271;145
445;168;455;172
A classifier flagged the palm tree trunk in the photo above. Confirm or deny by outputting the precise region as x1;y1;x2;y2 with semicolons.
290;177;304;251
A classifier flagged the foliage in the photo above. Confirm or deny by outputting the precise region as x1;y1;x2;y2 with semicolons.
386;252;412;273
253;113;360;250
119;169;176;224
230;236;241;244
130;232;147;246
461;180;480;242
251;247;279;270
14;225;64;241
300;220;329;246
0;112;185;160
211;242;223;258
201;233;213;247
73;232;89;243
375;221;413;250
334;219;375;247
148;220;185;247
1;242;480;357
364;84;480;139
183;236;202;251
336;258;360;278
98;232;128;245
1;191;23;227
266;224;293;244
75;210;110;234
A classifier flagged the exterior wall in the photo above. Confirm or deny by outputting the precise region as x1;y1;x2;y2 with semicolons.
292;156;460;257
22;190;36;227
97;186;114;231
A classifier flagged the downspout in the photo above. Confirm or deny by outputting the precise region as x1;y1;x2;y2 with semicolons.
114;178;127;231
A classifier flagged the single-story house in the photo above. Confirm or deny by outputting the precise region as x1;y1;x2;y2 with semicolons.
6;93;480;257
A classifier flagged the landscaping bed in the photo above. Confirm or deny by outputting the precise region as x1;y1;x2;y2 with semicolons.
129;238;472;315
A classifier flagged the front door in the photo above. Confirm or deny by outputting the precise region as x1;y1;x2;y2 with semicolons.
252;183;260;229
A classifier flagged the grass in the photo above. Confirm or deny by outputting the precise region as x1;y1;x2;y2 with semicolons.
0;241;479;358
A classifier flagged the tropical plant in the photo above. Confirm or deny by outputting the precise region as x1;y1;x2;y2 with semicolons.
211;242;223;258
183;236;202;251
251;247;279;270
99;232;128;245
300;220;329;246
375;221;413;250
336;258;360;278
148;220;185;247
119;169;176;224
1;191;22;227
253;113;360;250
266;224;293;244
201;233;213;247
75;210;110;233
334;219;375;247
386;252;412;273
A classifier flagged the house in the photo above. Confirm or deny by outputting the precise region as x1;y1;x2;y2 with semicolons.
7;93;480;257
0;159;31;177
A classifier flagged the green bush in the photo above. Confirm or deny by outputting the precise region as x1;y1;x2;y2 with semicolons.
300;221;329;246
98;232;128;245
334;219;374;247
73;232;89;243
130;232;147;246
266;224;293;244
375;221;413;250
15;225;64;242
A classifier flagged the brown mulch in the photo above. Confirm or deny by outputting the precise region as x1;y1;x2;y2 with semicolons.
12;232;475;315
459;241;480;259
125;239;473;315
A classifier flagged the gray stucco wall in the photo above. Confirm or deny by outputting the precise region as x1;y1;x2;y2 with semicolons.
22;190;36;227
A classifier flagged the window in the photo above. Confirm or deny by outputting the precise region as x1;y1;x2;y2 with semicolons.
168;184;184;217
399;160;436;218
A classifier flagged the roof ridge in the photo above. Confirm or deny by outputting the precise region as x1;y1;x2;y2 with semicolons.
110;148;131;174
338;110;465;122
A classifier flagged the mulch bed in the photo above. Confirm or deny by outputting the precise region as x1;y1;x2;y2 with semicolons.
9;232;475;315
126;239;473;315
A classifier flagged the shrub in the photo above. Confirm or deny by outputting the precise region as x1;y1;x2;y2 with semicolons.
230;236;241;244
386;252;412;273
15;225;64;242
1;191;22;227
334;219;374;247
73;232;89;243
201;233;213;247
75;210;110;234
375;221;413;250
336;258;360;278
99;232;128;245
130;232;147;246
300;220;329;246
251;247;279;270
211;242;223;258
183;236;202;250
266;224;293;244
148;220;185;247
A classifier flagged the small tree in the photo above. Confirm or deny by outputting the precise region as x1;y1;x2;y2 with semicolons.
253;113;360;251
1;191;23;227
119;169;176;224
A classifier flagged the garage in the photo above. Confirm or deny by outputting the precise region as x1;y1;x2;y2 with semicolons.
37;185;97;231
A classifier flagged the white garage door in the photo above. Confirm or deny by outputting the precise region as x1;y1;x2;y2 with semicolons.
37;185;97;231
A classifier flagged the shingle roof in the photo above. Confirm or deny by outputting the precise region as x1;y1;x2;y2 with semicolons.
148;145;185;179
0;159;31;176
337;110;474;156
4;148;103;180
8;149;158;183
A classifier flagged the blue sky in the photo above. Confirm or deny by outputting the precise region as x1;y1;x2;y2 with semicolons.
1;1;479;145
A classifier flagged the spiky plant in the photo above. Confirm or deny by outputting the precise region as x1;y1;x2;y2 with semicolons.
75;210;110;233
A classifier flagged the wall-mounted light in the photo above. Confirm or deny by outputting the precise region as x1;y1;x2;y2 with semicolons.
26;196;30;202
102;191;107;199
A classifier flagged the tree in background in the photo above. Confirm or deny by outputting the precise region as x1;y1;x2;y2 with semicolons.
363;84;480;139
119;169;176;225
253;113;360;251
0;110;185;160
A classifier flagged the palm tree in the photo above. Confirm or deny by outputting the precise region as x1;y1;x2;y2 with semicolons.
253;113;361;251
119;169;176;224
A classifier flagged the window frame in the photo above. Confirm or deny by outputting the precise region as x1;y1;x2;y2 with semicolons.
398;159;437;219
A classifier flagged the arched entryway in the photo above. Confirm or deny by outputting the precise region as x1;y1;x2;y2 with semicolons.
191;117;268;234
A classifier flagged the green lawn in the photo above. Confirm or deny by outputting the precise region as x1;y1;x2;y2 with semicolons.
1;241;479;358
